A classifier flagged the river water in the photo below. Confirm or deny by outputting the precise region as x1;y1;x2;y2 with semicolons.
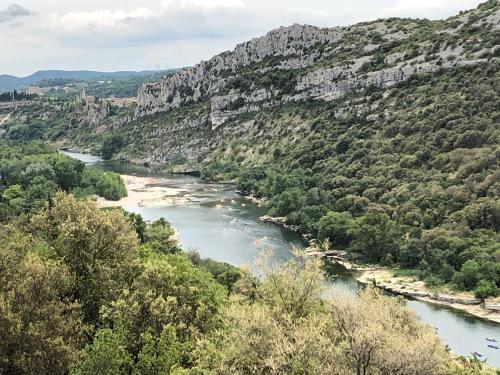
63;151;500;366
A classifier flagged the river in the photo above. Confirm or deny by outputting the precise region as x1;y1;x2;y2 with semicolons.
63;151;500;367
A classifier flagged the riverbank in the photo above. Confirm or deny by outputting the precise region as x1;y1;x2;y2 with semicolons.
357;268;500;324
258;213;500;324
97;175;190;208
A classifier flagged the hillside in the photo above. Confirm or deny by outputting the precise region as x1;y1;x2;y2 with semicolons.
75;0;499;163
4;0;500;297
0;69;167;91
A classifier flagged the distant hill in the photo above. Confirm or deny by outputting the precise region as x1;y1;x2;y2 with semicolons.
0;70;169;91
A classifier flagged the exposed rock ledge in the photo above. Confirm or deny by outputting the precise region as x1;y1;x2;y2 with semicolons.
259;215;300;232
357;268;500;324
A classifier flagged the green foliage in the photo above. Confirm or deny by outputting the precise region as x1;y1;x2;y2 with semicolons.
474;280;499;301
188;250;242;291
349;212;401;263
0;226;85;375
0;194;480;374
101;134;125;160
317;211;353;248
0;140;126;220
6;122;44;141
74;329;133;375
30;193;140;324
143;217;179;253
194;254;451;375
78;168;127;200
201;61;500;292
453;260;481;290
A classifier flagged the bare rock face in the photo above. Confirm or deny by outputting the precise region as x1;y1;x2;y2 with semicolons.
135;24;342;119
210;89;274;129
85;100;109;126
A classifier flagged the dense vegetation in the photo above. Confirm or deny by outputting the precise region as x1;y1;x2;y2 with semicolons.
0;141;126;219
0;139;493;374
0;90;37;102
1;2;499;373
201;61;500;298
2;191;495;374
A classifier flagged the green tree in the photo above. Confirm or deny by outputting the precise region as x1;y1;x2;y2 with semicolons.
73;329;133;375
474;280;499;302
2;184;26;215
49;155;85;191
101;135;124;160
0;227;85;375
317;211;353;248
30;193;140;324
453;260;480;290
143;218;179;253
348;212;400;262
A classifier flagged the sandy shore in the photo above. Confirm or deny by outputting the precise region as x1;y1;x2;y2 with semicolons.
97;175;190;208
357;268;500;324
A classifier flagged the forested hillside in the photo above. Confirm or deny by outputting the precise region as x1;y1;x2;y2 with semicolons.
202;61;500;298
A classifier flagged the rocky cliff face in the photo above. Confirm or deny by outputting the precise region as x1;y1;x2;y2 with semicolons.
111;1;500;164
135;24;342;117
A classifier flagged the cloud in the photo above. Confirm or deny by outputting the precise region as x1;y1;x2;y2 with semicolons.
161;0;246;10
0;3;32;23
382;0;481;18
59;8;155;30
0;0;485;76
50;0;254;48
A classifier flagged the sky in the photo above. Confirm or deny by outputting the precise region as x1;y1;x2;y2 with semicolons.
0;0;485;76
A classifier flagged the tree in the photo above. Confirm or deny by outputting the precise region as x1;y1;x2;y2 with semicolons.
194;252;336;374
29;193;140;324
474;280;499;302
348;212;400;262
2;184;26;215
195;254;450;375
317;211;353;248
143;218;179;253
0;227;85;375
125;211;147;242
49;155;85;191
195;300;336;375
73;329;133;375
453;260;480;290
269;188;306;216
400;238;426;268
256;251;325;321
101;135;124;160
330;287;449;375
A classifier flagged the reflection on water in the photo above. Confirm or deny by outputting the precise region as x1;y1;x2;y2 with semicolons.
63;152;500;367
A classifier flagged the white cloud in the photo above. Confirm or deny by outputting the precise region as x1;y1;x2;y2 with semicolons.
59;8;155;30
382;0;481;17
161;0;246;10
0;3;32;23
